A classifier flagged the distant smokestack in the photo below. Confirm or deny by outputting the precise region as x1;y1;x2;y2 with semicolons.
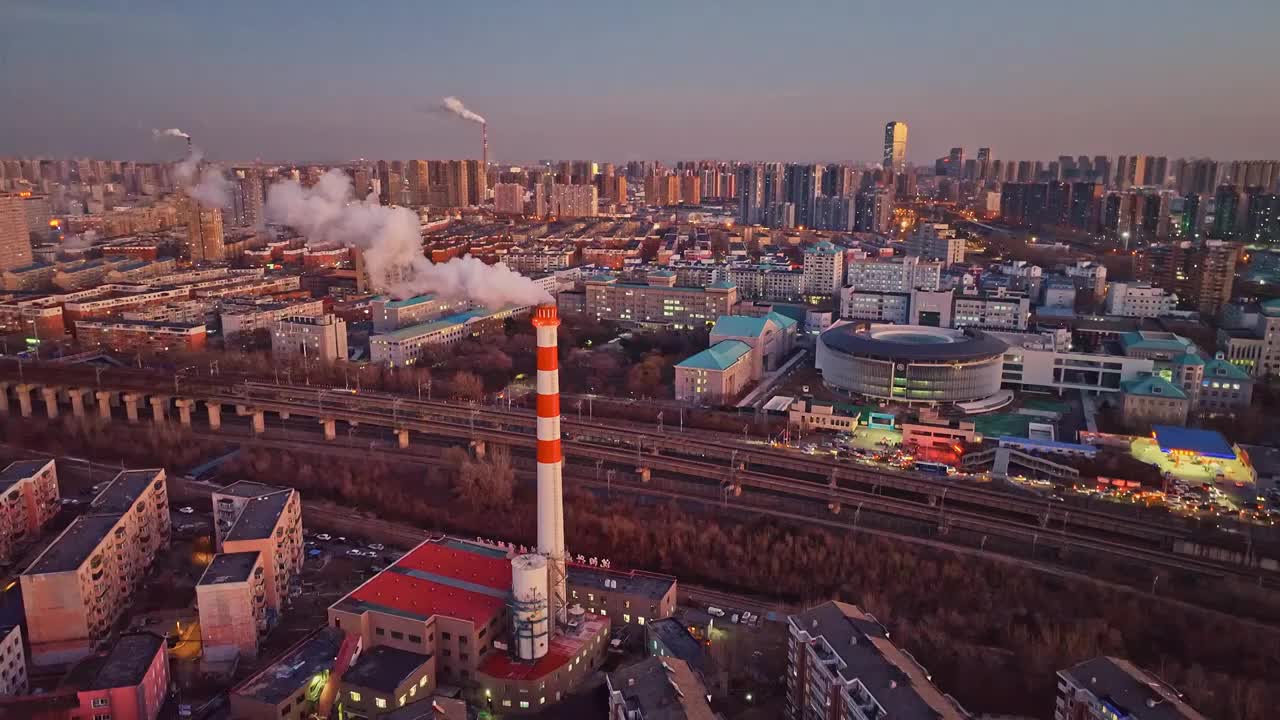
532;304;566;628
482;123;488;174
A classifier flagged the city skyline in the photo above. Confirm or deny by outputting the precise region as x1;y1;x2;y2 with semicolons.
3;0;1279;163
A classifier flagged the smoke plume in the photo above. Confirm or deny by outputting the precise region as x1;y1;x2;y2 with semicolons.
171;147;232;209
441;96;486;125
265;170;550;305
62;230;98;250
152;127;191;140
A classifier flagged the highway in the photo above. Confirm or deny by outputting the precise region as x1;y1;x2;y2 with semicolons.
3;360;1278;586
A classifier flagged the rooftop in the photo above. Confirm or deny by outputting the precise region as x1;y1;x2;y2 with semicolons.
568;564;677;603
1152;426;1236;460
25;514;121;575
647;618;716;679
676;340;753;371
790;600;968;720
90;468;162;514
1119;330;1195;354
224;492;292;543
198;551;261;586
0;459;51;490
607;657;716;720
62;633;164;691
334;538;511;627
342;645;433;694
232;626;344;706
821;324;1008;362
217;480;289;499
1203;356;1250;381
1121;375;1188;400
1059;656;1207;720
477;612;608;682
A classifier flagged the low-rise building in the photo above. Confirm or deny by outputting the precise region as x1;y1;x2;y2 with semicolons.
606;656;716;720
673;340;754;403
271;313;348;364
371;295;474;332
0;459;59;565
370;307;524;367
585;275;736;329
710;312;799;375
1121;375;1190;428
21;470;169;666
213;482;303;617
840;289;910;323
1104;282;1178;318
475;610;610;714
340;645;436;718
844;255;942;293
952;290;1030;330
230;626;349;720
74;319;207;354
786;600;969;720
197;551;267;665
788;399;857;434
1055;656;1206;720
646;617;725;697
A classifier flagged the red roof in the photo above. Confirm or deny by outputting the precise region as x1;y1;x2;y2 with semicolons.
346;540;512;627
477;616;608;682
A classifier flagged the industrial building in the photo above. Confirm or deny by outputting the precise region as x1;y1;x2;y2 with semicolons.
786;600;968;720
20;469;169;666
369;306;526;367
816;324;1008;405
0;459;59;565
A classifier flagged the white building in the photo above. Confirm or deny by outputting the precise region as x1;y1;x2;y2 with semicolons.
952;291;1031;330
1065;260;1108;300
801;241;844;298
221;299;326;336
839;289;911;323
993;330;1154;395
905;223;965;265
370;294;474;332
271;313;348;364
1105;282;1178;318
844;255;942;293
726;264;803;301
369;307;524;367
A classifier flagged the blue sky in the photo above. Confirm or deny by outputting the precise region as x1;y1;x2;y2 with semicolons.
1;0;1277;163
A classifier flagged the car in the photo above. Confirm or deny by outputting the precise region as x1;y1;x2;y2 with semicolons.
178;506;195;514
707;606;725;618
316;533;332;541
347;548;364;557
337;536;347;542
60;498;79;506
731;613;740;623
368;543;385;551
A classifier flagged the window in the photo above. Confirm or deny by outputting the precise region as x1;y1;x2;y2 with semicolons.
443;650;451;657
399;695;407;706
459;636;468;646
349;691;362;702
442;632;451;640
334;619;342;628
502;700;512;707
520;701;530;709
461;653;469;661
375;698;387;709
419;676;428;688
91;698;110;708
391;631;404;640
375;628;385;636
408;634;422;643
638;616;646;625
96;715;111;720
279;706;290;717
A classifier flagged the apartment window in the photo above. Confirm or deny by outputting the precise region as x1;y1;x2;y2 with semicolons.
399;694;407;706
391;631;404;640
443;650;451;657
461;653;469;661
419;676;429;688
95;715;111;720
91;698;110;708
459;636;468;646
442;632;451;640
376;628;385;636
375;697;388;709
408;634;421;643
349;691;361;702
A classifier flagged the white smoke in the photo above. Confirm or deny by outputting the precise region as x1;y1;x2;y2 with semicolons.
152;127;191;140
265;169;551;305
62;230;98;250
441;96;486;125
172;147;232;209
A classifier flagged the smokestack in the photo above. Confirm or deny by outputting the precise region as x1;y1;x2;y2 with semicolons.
532;303;567;628
482;123;488;176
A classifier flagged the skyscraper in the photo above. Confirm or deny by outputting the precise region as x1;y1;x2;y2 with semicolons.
947;147;965;178
883;122;908;172
976;147;992;181
0;193;34;271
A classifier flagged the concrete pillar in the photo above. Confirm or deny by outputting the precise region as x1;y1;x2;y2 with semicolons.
40;387;59;418
149;396;169;423
68;388;89;418
319;418;336;441
206;403;222;430
396;429;410;449
251;410;265;435
95;391;113;420
0;384;9;414
15;384;34;418
122;393;142;423
175;399;195;427
279;411;290;420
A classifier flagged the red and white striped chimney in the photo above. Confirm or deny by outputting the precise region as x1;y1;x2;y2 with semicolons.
532;303;567;627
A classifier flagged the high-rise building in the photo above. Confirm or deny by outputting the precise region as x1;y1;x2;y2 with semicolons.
212;481;303;613
679;174;702;205
853;187;894;233
1136;239;1239;316
947;147;965;178
785;164;822;228
444;160;470;207
494;183;524;214
1245;190;1280;242
1068;182;1103;232
185;197;225;263
736;164;765;225
0;193;34;271
801;241;844;297
1212;184;1242;238
550;184;597;218
464;158;485;205
883;121;908;172
533;182;548;218
976;147;993;181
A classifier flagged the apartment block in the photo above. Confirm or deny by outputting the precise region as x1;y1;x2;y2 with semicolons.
213;482;303;616
787;601;968;720
271;313;349;364
0;625;27;695
1056;656;1206;720
197;551;268;665
21;470;169;666
0;459;59;565
584;276;737;329
845;256;942;293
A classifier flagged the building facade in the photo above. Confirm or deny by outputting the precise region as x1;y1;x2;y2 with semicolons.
0;459;59;565
213;482;303;616
271;313;348;364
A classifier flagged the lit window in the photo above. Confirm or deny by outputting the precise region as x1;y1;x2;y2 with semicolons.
376;698;387;709
520;701;530;709
349;692;361;702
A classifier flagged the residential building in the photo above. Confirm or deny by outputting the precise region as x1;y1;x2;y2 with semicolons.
230;626;349;720
853;187;894;233
1055;656;1206;720
1120;376;1190;428
1064;261;1108;301
550;184;597;218
606;657;716;720
493;183;524;215
0;459;59;565
0;626;26;695
906;223;964;264
212;482;303;616
21;470;170;666
801;242;844;297
197;551;268;665
845;256;942;293
185;201;225;262
371;294;474;332
1135;239;1239;316
1105;282;1177;318
370;307;524;367
786;600;968;720
0;193;34;272
584;276;736;329
74;319;207;354
726;264;803;302
840;290;910;323
47;633;168;720
220;299;326;335
271;313;348;364
952;291;1030;330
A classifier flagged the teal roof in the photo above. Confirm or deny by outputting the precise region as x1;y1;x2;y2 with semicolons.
1204;356;1250;381
711;315;769;337
708;280;737;290
765;310;798;329
806;241;840;256
1119;330;1194;353
766;304;807;323
676;340;753;371
375;318;460;341
1261;298;1280;316
379;294;437;309
1172;352;1204;367
648;270;676;277
1121;375;1188;400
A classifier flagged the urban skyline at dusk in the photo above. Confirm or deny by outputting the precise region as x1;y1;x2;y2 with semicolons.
3;0;1279;163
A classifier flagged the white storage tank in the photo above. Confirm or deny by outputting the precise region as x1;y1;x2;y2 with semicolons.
511;554;550;660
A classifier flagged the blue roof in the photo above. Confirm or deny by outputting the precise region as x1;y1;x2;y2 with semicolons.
676;340;753;371
1121;375;1187;399
1152;426;1236;459
707;279;736;289
711;315;769;338
1261;298;1280;316
1203;356;1250;381
380;294;437;309
1171;352;1204;367
1119;330;1193;353
765;310;798;329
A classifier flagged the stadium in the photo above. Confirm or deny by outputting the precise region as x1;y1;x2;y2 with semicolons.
815;323;1009;405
